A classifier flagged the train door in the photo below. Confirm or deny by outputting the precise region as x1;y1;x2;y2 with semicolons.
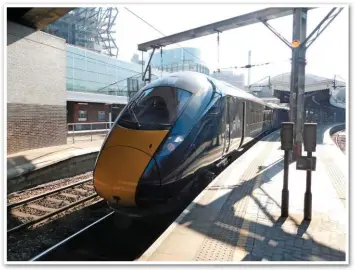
231;98;242;150
239;101;246;148
223;96;232;156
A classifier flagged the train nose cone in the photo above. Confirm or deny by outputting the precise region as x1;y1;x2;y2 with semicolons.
93;125;169;206
94;146;152;206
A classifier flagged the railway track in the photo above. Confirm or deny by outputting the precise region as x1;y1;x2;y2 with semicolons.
30;211;115;261
333;129;346;153
29;209;182;261
8;129;277;262
7;177;100;234
25;129;275;262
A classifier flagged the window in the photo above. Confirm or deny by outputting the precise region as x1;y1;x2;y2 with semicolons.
98;111;106;121
119;87;192;130
208;98;222;115
78;110;87;122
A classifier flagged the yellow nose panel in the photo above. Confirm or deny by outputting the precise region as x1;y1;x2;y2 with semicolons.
103;125;169;155
94;146;151;206
94;125;169;206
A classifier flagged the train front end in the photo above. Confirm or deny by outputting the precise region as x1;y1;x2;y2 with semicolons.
93;79;195;217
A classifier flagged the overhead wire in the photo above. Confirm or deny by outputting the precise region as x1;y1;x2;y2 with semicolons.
124;7;294;76
335;74;346;82
96;73;142;92
216;58;292;72
124;7;209;67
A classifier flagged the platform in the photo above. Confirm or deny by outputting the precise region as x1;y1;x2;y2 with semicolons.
7;135;105;180
138;124;347;262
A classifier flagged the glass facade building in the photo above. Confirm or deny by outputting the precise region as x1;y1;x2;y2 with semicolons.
66;45;209;99
150;47;210;75
43;8;119;57
155;62;209;75
151;47;202;66
66;45;164;98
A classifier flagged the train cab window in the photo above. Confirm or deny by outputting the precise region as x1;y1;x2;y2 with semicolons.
119;87;192;130
208;98;222;115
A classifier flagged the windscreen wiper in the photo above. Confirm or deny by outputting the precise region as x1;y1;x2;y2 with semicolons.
127;103;141;129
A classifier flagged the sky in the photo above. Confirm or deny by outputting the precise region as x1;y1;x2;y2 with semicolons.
114;4;348;84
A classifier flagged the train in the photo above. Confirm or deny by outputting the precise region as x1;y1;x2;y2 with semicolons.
93;71;289;219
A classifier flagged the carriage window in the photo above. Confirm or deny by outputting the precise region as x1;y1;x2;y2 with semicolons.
119;87;192;129
208;98;222;115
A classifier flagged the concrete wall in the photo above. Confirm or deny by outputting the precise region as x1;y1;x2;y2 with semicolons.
7;21;67;154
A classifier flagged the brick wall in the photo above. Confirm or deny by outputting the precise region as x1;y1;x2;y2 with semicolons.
67;102;125;130
7;104;67;154
69;102;110;130
7;21;67;154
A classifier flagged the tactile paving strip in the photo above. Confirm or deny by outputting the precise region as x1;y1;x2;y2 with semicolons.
318;127;346;206
194;133;280;261
320;154;345;206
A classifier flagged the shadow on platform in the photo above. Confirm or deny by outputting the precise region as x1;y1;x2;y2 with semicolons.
176;155;345;261
7;155;35;179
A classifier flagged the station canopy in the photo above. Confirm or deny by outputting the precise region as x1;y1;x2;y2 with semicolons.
249;72;346;109
250;72;346;92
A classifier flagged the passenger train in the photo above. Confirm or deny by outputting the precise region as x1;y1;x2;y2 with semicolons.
93;71;289;219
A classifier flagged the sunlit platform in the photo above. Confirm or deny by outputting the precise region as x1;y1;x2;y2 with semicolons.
138;124;347;262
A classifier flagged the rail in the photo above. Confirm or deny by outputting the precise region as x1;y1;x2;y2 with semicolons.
7;178;100;234
67;122;114;143
30;211;115;261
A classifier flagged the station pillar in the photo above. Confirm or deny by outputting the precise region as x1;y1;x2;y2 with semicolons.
289;8;308;160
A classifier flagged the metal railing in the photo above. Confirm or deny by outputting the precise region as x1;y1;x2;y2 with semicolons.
67;122;114;143
67;89;131;97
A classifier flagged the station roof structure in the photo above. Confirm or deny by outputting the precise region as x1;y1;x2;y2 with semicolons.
137;7;315;52
330;86;346;109
250;72;345;92
249;72;346;109
7;7;74;30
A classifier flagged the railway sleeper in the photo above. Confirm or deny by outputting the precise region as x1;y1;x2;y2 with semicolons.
74;188;91;195
27;204;57;213
60;193;79;199
10;209;39;220
46;197;70;206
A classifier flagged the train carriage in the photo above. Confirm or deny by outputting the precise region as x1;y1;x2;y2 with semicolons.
93;71;289;218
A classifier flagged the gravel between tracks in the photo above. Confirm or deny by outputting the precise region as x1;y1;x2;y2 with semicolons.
6;171;113;261
7;197;111;261
7;171;93;203
16;206;48;217
36;199;64;209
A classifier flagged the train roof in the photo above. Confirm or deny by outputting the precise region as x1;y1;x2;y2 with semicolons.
207;76;266;105
265;102;290;110
142;71;210;95
143;71;267;105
